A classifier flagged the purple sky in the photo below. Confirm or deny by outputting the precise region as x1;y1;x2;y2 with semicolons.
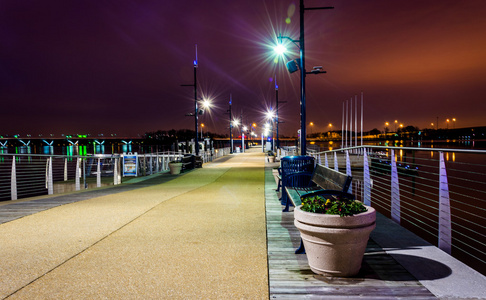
2;0;486;137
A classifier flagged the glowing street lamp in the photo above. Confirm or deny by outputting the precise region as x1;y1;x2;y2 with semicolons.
265;109;276;121
273;2;333;155
273;44;287;56
265;109;275;151
200;98;212;111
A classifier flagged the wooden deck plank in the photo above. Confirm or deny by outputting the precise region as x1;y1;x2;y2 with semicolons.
265;166;437;299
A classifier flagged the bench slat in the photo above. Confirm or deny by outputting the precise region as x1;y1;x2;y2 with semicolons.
285;164;352;209
312;165;352;193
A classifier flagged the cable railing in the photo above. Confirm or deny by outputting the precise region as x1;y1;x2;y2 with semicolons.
0;147;231;202
307;145;486;276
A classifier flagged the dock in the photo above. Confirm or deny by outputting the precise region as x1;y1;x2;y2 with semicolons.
1;148;485;299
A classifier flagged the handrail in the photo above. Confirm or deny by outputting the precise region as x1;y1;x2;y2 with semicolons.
0;147;231;202
304;145;486;276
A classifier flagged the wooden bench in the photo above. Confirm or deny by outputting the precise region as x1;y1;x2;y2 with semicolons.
285;164;352;207
285;164;353;253
180;155;194;172
194;155;203;168
280;156;315;212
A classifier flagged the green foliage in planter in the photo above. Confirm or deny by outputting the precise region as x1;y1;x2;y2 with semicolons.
300;194;367;217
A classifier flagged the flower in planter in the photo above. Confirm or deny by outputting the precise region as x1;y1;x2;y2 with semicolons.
300;193;367;217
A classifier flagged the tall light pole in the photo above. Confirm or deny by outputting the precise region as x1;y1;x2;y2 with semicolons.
240;111;244;153
275;1;333;155
228;95;233;153
266;109;276;152
275;76;280;150
181;45;199;156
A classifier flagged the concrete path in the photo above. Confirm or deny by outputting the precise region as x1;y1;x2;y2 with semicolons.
0;149;268;299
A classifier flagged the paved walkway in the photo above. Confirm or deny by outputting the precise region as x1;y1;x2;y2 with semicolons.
0;149;268;299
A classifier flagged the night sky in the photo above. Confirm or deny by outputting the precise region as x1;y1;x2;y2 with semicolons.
2;0;486;137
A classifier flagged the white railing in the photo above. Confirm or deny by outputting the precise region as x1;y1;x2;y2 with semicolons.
308;145;486;275
0;147;231;202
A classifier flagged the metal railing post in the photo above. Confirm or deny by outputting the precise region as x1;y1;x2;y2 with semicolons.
11;156;17;200
75;157;81;191
114;157;118;185
334;152;338;171
439;151;452;254
363;149;371;206
47;157;53;195
346;150;352;193
64;158;68;181
97;158;101;188
391;149;401;224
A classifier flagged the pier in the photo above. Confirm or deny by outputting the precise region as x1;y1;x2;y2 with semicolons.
1;148;485;299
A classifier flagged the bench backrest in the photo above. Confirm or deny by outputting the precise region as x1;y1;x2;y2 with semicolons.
280;155;315;177
312;164;352;193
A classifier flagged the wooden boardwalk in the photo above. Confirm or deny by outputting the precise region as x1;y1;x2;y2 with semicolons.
265;167;436;299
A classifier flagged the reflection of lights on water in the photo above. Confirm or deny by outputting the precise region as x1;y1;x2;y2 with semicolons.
445;152;456;162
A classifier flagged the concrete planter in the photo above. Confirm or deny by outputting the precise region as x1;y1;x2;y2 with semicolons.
294;205;376;277
268;156;275;163
168;162;182;175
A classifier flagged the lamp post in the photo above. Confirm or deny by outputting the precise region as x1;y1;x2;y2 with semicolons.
233;118;240;152
275;76;280;150
181;45;200;156
242;126;247;153
266;109;276;151
274;1;333;155
250;123;256;146
228;95;233;153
